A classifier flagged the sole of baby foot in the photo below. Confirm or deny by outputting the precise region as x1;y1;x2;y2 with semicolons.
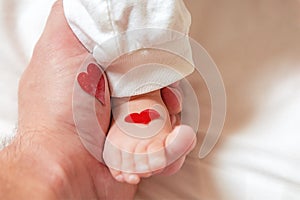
103;124;196;184
103;126;170;184
103;91;196;184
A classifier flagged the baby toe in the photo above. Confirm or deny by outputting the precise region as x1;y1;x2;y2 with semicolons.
110;169;124;182
147;141;167;171
134;142;151;174
123;173;140;184
121;149;135;173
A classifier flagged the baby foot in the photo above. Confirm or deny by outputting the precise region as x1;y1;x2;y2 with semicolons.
103;90;196;184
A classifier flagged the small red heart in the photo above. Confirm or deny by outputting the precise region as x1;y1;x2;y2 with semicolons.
77;63;105;105
125;109;160;125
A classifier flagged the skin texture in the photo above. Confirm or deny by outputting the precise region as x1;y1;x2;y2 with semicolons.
0;0;196;198
0;1;136;199
104;90;197;184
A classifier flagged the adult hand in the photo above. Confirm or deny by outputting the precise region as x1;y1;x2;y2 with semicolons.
0;0;136;199
0;0;196;199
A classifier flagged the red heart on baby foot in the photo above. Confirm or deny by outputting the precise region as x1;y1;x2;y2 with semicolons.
125;109;160;125
77;63;105;105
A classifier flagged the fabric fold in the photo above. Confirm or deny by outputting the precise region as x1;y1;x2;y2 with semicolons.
63;0;194;97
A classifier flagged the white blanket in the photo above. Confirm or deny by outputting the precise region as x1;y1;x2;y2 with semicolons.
0;0;299;199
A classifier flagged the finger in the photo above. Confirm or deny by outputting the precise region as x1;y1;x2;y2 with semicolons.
161;86;182;115
103;134;138;184
73;60;111;160
34;0;86;62
102;139;122;174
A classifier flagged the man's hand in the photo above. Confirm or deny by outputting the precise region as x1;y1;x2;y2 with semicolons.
0;1;136;199
0;0;196;198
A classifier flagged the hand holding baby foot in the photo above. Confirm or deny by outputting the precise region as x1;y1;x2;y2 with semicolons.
103;84;197;184
10;1;137;199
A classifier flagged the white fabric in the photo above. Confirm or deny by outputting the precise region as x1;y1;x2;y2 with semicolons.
0;0;300;199
63;0;194;97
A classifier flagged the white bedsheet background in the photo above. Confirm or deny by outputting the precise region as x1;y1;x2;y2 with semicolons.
0;0;299;199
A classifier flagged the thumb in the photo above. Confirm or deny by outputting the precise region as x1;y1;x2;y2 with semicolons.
34;0;87;63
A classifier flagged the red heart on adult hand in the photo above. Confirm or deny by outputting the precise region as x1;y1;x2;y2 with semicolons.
77;63;105;105
125;109;160;125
